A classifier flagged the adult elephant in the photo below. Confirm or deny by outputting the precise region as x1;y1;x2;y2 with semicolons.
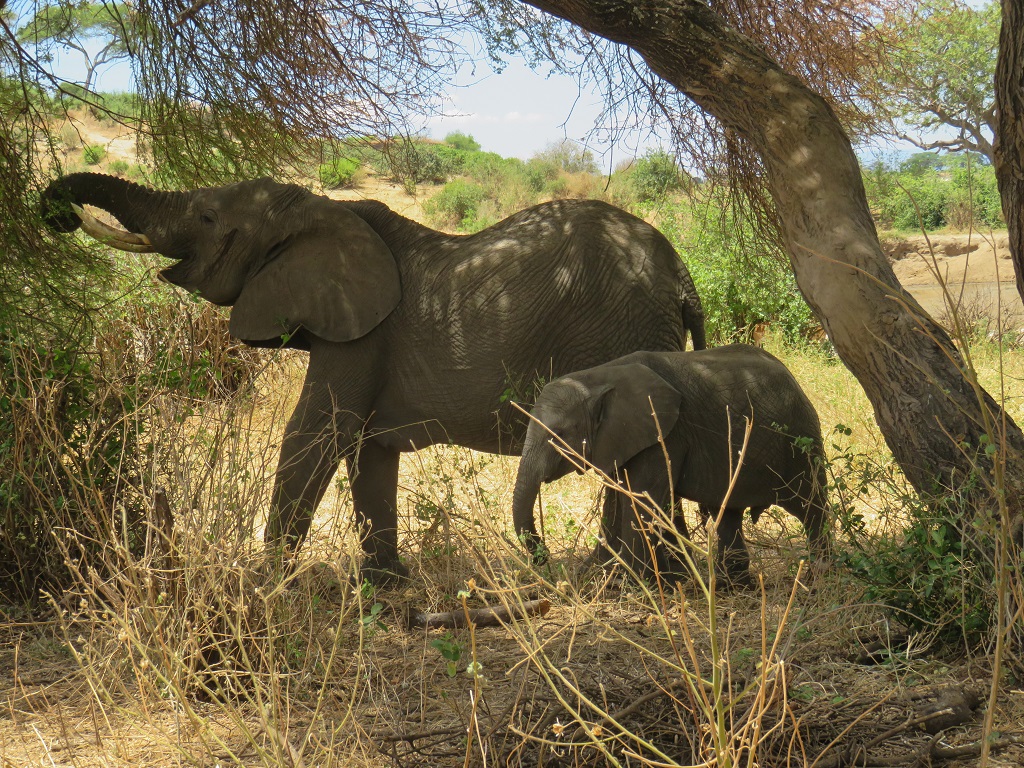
40;173;706;583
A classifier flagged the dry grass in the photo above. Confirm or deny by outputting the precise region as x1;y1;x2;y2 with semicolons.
2;329;1024;768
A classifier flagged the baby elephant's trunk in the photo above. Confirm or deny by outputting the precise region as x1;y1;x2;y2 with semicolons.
512;449;549;564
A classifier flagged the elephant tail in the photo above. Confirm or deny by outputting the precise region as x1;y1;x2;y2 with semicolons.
679;288;704;352
685;299;707;350
679;264;707;350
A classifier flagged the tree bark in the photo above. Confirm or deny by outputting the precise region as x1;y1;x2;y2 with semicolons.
996;0;1024;304
521;0;1024;514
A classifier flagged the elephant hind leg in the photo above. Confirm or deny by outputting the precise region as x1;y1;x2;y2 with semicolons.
783;491;832;571
714;508;754;590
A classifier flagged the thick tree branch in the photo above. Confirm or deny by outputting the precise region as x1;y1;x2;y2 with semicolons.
995;0;1024;303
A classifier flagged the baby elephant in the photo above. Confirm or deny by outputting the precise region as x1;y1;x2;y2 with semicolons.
512;345;830;587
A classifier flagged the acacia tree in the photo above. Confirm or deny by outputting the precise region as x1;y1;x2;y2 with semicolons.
16;2;133;93
866;0;1000;162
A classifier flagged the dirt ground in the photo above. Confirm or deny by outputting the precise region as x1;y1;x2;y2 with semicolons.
887;232;1024;334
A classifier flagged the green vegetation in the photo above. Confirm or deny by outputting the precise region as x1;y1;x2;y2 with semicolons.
423;178;487;229
318;156;361;189
653;199;817;344
0;253;270;603
17;2;134;92
82;143;105;164
867;0;998;161
627;149;688;202
864;152;1002;231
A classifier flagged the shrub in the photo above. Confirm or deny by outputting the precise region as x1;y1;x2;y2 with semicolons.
525;156;561;192
880;172;948;230
424;179;486;229
108;158;130;176
318;156;361;189
0;271;271;604
82;144;105;165
631;149;687;201
654;198;816;344
444;131;481;152
532;140;598;175
59;123;82;151
862;152;1004;232
381;141;466;187
556;171;603;200
835;442;996;645
0;335;148;603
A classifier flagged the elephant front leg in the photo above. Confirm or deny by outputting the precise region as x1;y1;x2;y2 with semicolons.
583;488;622;569
265;411;350;552
347;439;407;585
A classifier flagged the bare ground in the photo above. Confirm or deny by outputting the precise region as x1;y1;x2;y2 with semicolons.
887;232;1024;335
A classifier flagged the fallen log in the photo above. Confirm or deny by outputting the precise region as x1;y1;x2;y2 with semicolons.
405;598;551;629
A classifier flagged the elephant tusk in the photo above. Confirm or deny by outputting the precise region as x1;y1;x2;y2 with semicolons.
71;203;155;253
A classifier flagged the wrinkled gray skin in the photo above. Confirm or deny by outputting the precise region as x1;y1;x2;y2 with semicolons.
513;345;830;587
40;173;706;584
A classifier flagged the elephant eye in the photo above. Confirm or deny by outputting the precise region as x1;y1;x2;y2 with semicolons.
200;210;216;225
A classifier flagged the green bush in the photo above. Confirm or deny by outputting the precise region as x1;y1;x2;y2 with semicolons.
424;179;486;230
524;156;561;193
82;144;105;165
631;149;686;202
0;335;148;603
444;132;481;152
834;439;996;645
108;158;130;176
880;172;948;230
0;263;270;603
319;156;360;189
654;198;816;344
58;87;139;123
863;152;1004;231
381;141;466;187
532;140;598;175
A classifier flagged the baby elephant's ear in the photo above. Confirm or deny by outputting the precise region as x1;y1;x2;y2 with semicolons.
230;206;401;344
589;363;682;475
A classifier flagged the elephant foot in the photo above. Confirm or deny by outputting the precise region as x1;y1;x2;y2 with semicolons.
359;557;410;588
714;568;755;592
582;541;620;570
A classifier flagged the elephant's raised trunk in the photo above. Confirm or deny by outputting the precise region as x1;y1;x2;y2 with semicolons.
40;172;189;256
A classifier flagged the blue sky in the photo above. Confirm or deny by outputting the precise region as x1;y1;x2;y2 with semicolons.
46;32;662;167
41;19;918;169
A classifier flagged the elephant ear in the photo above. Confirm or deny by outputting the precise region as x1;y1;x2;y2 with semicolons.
589;363;682;475
229;209;400;344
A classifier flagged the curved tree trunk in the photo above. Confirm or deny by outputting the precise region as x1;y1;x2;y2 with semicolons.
522;0;1024;516
996;0;1024;304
